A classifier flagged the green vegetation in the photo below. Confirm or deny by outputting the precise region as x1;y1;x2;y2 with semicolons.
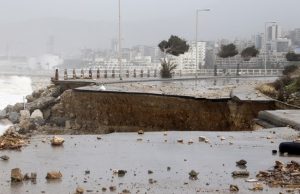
158;35;189;78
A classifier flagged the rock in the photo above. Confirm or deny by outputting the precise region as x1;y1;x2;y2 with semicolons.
167;166;171;171
272;150;277;154
102;187;107;192
65;120;71;129
0;155;9;160
76;186;85;194
26;96;56;112
229;184;239;192
42;108;51;120
30;109;43;119
49;117;66;127
50;136;64;146
220;136;226;141
46;171;62;179
148;170;153;174
236;159;247;166
11;168;23;182
188;139;194;144
19;119;36;134
26;95;35;103
24;172;37;181
138;130;144;135
0;109;7;119
8;112;20;124
20;110;30;121
85;170;90;175
177;139;183;143
12;103;24;113
232;170;250;177
41;86;62;98
189;170;199;180
118;170;127;177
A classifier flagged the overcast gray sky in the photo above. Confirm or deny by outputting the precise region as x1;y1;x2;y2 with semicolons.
0;0;299;56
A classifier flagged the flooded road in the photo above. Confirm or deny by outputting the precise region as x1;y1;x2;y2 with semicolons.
0;128;299;194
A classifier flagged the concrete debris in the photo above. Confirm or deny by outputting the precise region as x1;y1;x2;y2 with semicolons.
50;136;64;146
0;155;9;161
232;170;250;177
46;171;62;179
229;184;239;192
0;132;27;150
76;186;84;194
11;168;24;182
257;160;300;188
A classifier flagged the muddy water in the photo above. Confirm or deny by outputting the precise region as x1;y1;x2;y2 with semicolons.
0;128;299;194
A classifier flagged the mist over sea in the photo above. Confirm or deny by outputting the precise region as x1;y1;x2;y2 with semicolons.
0;76;33;135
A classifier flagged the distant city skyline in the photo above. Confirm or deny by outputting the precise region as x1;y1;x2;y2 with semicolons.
0;0;299;56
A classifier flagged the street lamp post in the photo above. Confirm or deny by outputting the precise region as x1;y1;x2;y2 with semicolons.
264;21;276;76
118;0;122;80
195;9;210;79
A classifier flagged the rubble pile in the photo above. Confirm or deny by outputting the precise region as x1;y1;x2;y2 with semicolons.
257;160;300;188
0;131;27;150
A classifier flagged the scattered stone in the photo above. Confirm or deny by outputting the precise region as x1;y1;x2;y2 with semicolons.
117;170;127;177
11;168;23;182
85;170;90;175
76;186;84;194
188;139;194;144
177;139;183;143
232;170;250;177
109;186;116;192
189;170;199;180
102;187;107;192
249;183;263;191
236;159;247;166
50;136;64;146
220;136;226;141
198;136;207;142
0;155;9;161
167;166;171;171
272;150;277;154
46;171;62;179
245;178;258;182
96;136;102;140
163;132;167;136
148;170;153;174
122;189;131;194
229;184;239;192
137;130;144;135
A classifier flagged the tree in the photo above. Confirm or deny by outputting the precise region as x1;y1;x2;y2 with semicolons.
158;35;189;78
286;52;300;61
238;46;259;75
217;43;238;76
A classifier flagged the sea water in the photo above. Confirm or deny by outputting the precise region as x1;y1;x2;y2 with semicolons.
0;76;32;135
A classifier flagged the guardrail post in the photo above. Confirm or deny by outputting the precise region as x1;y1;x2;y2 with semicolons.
140;69;143;78
112;69;115;78
154;69;157;77
64;69;68;80
126;70;129;78
214;65;217;76
147;69;150;78
89;69;92;79
54;69;59;81
97;68;100;79
133;69;136;78
80;69;84;79
104;70;107;78
73;69;76;79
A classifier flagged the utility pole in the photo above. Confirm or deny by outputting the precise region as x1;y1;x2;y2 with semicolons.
118;0;122;80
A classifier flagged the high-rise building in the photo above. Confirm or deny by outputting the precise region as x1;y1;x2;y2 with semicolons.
267;24;282;41
254;34;264;50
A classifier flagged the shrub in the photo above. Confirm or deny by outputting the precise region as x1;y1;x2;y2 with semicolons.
283;64;298;75
160;60;177;78
272;76;292;90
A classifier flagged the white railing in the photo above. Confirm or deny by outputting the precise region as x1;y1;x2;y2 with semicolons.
52;68;283;81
